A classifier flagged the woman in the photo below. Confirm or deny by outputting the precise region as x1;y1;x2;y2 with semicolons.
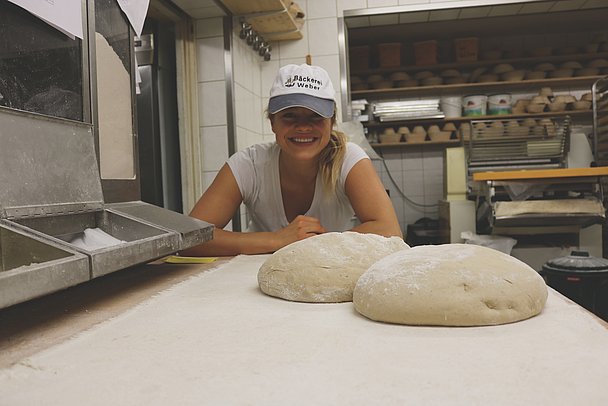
185;64;401;256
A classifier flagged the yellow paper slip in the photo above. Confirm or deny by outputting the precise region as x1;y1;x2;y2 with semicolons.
163;255;218;264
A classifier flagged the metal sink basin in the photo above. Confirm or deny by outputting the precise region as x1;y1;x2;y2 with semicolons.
0;222;89;309
6;210;180;278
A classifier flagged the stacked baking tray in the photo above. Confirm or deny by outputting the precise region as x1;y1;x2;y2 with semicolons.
468;116;570;173
372;99;443;122
0;108;213;309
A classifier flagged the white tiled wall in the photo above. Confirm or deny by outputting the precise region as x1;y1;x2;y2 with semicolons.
195;17;227;189
193;0;544;234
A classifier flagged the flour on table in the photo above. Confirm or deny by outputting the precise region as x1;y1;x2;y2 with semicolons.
353;244;548;326
257;232;409;303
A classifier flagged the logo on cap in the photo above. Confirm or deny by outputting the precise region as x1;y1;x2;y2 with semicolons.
283;75;322;90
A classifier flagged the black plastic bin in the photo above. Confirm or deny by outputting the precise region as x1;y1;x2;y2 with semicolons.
541;251;608;321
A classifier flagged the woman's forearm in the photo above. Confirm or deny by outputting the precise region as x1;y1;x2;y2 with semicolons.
179;228;280;257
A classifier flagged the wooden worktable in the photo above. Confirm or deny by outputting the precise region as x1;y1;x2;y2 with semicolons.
473;166;608;181
1;255;607;405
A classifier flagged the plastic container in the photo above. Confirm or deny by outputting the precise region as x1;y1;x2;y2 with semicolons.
454;37;479;62
542;251;608;320
487;93;512;115
440;96;462;118
413;40;438;66
462;94;488;116
377;42;401;68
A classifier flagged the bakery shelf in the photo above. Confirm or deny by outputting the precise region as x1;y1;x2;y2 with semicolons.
350;52;608;77
222;0;303;40
352;76;604;99
363;110;592;128
370;139;462;148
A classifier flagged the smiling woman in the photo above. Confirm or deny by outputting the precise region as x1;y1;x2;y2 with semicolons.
183;64;402;256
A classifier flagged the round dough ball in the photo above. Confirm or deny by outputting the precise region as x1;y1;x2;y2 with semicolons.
258;232;409;303
353;244;547;326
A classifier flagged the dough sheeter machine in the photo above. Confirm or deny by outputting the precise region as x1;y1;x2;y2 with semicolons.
0;107;213;309
467;115;606;234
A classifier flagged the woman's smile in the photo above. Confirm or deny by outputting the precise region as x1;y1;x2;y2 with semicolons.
289;136;316;144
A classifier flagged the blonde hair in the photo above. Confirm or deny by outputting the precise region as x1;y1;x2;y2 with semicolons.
318;120;347;193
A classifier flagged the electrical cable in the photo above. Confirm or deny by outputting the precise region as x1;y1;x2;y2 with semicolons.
376;150;439;209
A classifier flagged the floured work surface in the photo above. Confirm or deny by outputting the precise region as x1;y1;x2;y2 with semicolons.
1;255;608;405
495;198;605;217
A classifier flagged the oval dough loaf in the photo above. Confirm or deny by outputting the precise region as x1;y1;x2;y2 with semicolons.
258;232;409;303
353;244;548;326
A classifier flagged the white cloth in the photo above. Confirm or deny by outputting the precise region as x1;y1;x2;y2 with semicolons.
227;142;369;232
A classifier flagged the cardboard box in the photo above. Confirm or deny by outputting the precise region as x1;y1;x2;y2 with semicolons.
377;42;402;68
454;37;479;62
414;40;438;66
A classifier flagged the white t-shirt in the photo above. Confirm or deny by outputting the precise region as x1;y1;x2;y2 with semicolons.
227;142;369;232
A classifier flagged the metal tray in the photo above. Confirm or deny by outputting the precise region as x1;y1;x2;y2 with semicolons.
107;201;213;250
5;210;180;278
0;221;89;309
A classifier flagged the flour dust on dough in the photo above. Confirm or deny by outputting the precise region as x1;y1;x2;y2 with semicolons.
353;244;548;326
258;232;409;303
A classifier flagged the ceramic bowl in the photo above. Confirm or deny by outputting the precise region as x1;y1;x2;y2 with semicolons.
526;103;546;114
554;95;576;104
389;71;410;81
535;63;557;72
526;71;546;80
549;68;574;78
572;100;592;110
414;70;434;80
366;74;384;83
588;58;608;68
442;122;457;132
548;101;566;112
531;95;551;104
421;77;443;86
379;132;402;144
397;79;418;88
561;61;583;69
493;63;514;74
371;80;393;89
575;68;600;76
406;132;427;143
501;69;526;81
429;131;452;142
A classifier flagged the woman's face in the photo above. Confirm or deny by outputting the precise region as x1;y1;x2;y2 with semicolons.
270;107;332;161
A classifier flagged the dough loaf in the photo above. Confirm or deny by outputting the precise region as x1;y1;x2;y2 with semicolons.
258;232;409;303
353;244;548;326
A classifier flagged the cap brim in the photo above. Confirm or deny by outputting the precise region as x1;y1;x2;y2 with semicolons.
268;94;335;118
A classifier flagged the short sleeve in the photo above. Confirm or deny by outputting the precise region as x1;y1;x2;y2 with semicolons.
340;142;370;186
227;148;255;203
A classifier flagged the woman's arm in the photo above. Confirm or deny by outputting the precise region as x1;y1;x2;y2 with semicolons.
344;159;403;238
182;164;325;256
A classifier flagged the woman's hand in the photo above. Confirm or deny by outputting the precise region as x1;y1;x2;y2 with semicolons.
273;215;326;248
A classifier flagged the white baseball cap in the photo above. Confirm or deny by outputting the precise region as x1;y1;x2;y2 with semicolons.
268;64;335;118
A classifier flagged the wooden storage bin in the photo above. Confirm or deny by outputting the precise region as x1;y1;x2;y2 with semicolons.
377;42;402;68
350;45;371;71
454;37;479;62
413;40;438;66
